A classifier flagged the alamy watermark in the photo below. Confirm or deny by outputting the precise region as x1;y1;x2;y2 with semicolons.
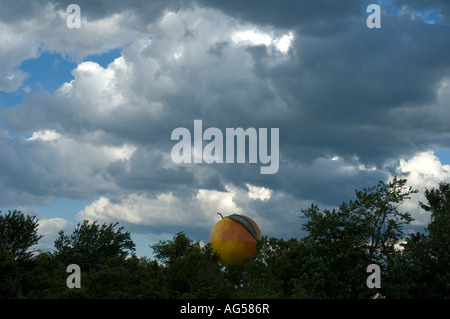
66;264;81;288
366;263;381;289
66;4;81;29
366;4;381;29
171;120;279;174
64;3;380;29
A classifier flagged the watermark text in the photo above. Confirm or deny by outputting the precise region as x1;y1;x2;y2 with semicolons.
171;120;279;174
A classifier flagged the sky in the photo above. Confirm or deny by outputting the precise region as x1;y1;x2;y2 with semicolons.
1;0;450;258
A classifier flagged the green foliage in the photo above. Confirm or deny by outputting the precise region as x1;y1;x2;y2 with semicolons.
0;179;449;299
299;177;417;298
0;210;43;298
420;183;450;267
226;236;314;299
386;182;450;298
53;220;136;272
0;210;43;261
151;232;230;298
302;177;416;265
80;256;163;298
0;250;23;298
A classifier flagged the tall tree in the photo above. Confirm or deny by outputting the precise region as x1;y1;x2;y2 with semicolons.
0;210;43;298
300;177;417;298
385;183;450;298
419;182;450;270
151;232;229;298
414;182;450;298
226;236;313;298
53;220;135;271
0;210;42;261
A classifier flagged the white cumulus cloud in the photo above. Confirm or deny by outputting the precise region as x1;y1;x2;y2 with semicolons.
396;151;450;227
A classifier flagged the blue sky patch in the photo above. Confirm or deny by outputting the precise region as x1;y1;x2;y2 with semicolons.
0;48;122;108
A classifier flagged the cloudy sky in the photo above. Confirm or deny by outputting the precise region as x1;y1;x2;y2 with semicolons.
1;0;450;257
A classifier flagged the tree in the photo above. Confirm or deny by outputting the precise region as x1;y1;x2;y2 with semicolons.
226;236;313;299
22;252;68;298
419;183;450;261
387;182;450;298
299;177;417;298
151;232;230;298
0;210;43;298
0;250;22;298
53;220;135;272
0;210;43;261
419;183;450;297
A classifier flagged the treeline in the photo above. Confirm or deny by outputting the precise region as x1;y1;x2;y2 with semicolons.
0;178;449;299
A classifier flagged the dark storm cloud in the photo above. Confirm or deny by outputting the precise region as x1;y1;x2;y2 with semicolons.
1;0;450;236
225;4;450;167
106;148;195;192
53;0;195;28
0;0;44;23
393;0;450;20
196;0;364;31
0;132;115;205
179;0;450;208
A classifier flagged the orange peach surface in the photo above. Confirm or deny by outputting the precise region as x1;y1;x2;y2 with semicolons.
209;214;262;266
